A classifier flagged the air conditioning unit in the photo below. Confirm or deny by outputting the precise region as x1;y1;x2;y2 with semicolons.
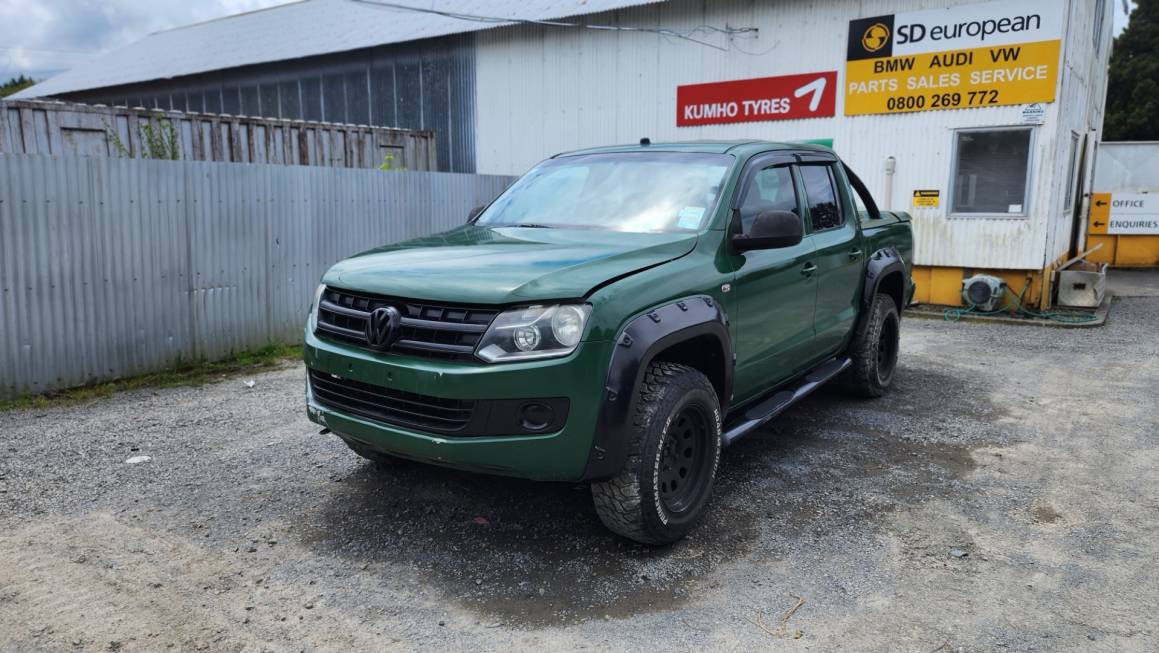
962;274;1006;311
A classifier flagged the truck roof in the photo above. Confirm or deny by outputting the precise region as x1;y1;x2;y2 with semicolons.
555;140;834;158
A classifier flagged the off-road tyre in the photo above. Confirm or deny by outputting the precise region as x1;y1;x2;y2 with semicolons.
591;362;722;545
343;439;403;467
842;293;900;398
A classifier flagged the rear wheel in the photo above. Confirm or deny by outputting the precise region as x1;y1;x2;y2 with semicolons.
591;362;721;545
842;293;900;397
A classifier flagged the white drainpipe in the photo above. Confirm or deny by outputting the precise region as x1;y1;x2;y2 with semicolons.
883;156;896;211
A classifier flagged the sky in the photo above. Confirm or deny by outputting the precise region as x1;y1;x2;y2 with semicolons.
0;0;286;82
0;0;1140;84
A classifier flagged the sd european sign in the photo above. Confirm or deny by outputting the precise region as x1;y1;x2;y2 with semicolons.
844;0;1062;116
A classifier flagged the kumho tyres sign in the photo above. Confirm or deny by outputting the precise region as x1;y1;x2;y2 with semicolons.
844;0;1062;116
677;72;837;126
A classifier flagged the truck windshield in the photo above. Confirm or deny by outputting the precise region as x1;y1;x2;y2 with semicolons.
475;152;732;233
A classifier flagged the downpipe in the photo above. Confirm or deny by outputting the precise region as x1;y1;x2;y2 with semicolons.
883;156;896;211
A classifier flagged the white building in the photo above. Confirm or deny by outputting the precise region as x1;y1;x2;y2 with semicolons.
17;0;1115;306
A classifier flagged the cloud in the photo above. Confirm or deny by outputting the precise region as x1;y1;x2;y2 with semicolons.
0;0;286;81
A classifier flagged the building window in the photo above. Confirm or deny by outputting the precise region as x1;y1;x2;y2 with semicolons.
950;128;1033;216
1064;132;1080;211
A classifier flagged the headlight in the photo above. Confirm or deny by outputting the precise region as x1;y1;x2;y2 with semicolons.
476;304;591;362
307;284;325;332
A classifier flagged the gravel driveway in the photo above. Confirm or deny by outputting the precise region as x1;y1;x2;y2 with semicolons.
2;297;1157;652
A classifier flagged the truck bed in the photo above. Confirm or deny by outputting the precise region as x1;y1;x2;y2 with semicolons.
860;211;915;301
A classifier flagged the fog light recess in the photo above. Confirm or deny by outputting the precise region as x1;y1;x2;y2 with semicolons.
519;402;554;431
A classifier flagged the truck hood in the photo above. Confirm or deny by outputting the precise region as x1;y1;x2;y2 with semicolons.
324;225;698;304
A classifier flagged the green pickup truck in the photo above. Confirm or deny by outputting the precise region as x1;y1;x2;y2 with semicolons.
304;141;913;544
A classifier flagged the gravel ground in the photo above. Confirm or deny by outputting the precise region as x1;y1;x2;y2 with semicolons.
2;296;1157;652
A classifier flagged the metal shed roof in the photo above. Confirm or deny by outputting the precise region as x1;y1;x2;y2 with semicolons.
14;0;665;99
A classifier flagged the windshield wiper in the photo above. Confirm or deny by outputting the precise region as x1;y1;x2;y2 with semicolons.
508;223;554;229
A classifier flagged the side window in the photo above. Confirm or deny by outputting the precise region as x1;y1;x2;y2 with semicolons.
799;164;844;231
1063;132;1080;211
738;165;798;234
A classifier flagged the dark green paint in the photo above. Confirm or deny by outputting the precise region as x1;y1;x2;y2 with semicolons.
307;140;913;481
326;226;698;304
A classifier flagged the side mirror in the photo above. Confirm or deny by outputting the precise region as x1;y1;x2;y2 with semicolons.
467;205;485;222
731;210;803;251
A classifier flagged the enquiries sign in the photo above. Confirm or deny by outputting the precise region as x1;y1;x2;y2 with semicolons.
1088;193;1159;235
844;0;1062;116
677;72;837;126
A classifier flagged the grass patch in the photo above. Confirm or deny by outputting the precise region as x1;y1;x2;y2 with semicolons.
0;343;303;412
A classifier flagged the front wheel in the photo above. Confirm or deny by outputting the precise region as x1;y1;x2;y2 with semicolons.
591;362;722;545
841;293;900;397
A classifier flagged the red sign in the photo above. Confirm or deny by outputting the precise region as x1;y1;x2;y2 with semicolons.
676;71;838;126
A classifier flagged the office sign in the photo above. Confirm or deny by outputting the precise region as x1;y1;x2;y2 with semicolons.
1088;193;1159;235
844;0;1062;116
677;71;837;126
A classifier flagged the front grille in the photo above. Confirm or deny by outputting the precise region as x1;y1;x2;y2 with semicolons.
315;287;498;361
308;369;476;433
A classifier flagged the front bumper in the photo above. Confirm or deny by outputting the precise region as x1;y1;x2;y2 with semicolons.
304;328;613;481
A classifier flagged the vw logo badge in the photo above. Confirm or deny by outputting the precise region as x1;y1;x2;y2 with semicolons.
365;306;401;349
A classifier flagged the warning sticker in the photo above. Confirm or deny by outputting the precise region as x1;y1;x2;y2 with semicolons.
912;190;940;208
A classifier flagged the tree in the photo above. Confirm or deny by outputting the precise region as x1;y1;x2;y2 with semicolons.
1104;0;1159;141
0;75;36;97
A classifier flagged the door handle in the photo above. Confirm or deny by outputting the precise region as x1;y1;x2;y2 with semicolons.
848;249;864;259
801;262;818;277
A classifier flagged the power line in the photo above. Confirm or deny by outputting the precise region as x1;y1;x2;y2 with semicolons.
349;0;759;52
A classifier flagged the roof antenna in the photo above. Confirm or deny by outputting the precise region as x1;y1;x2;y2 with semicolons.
639;137;651;146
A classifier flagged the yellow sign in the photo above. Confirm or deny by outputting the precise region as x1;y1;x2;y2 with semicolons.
1088;193;1110;235
912;190;940;208
845;0;1063;116
845;40;1060;115
1088;192;1159;235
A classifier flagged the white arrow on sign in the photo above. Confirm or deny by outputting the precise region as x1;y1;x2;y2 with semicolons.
793;77;828;112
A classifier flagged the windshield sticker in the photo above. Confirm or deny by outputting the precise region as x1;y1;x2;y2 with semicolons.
677;206;706;229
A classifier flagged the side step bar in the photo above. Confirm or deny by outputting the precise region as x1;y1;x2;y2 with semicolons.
721;356;851;446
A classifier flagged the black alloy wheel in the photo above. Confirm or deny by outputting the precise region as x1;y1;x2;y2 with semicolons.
875;310;899;385
658;404;714;515
591;361;722;545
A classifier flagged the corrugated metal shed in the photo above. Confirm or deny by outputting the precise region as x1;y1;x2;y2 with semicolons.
57;37;478;173
14;0;665;100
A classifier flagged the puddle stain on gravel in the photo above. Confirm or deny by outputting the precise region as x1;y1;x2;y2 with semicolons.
297;366;999;628
1032;503;1063;524
300;459;759;628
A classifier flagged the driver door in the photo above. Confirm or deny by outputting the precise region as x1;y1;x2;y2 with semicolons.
729;155;818;404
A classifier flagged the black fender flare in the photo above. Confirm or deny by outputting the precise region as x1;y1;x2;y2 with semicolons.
852;247;907;339
580;295;731;481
